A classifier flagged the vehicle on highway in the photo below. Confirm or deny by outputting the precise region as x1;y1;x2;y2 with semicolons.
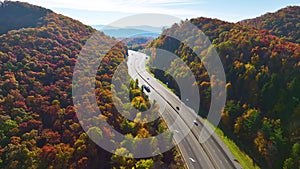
234;159;240;163
173;130;180;134
143;85;151;92
193;120;199;126
189;157;196;163
176;106;180;111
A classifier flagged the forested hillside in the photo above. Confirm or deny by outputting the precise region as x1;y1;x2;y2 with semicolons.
240;6;300;43
1;1;299;169
0;1;183;168
149;13;300;169
0;1;52;35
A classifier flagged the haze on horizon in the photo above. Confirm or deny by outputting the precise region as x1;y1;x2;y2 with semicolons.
5;0;300;27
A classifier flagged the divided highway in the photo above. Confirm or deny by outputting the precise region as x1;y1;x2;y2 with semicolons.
127;50;243;169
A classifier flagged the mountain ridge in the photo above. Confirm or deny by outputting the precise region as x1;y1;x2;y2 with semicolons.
0;1;184;168
239;5;300;43
149;9;300;169
0;1;52;35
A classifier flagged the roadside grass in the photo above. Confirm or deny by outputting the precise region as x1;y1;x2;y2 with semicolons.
205;120;260;169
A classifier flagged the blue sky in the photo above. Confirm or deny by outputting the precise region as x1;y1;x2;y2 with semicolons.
22;0;300;26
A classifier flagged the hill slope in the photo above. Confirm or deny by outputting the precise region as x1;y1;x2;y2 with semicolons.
0;1;52;35
0;1;184;169
149;16;300;169
239;6;300;43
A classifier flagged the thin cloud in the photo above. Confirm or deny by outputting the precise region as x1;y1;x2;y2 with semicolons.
22;0;205;16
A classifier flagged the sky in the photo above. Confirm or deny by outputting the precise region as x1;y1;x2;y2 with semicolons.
19;0;300;26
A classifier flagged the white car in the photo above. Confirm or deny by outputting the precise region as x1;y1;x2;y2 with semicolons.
173;130;180;134
189;157;196;163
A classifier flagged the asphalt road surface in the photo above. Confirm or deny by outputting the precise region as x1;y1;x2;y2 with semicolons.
127;50;243;169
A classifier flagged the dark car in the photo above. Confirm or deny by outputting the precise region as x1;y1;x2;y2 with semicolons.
143;85;150;92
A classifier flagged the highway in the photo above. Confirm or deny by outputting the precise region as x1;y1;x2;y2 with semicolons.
127;50;243;169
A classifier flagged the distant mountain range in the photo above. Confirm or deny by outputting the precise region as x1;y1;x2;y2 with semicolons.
91;24;166;38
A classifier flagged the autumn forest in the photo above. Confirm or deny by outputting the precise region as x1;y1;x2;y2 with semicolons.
0;1;299;169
